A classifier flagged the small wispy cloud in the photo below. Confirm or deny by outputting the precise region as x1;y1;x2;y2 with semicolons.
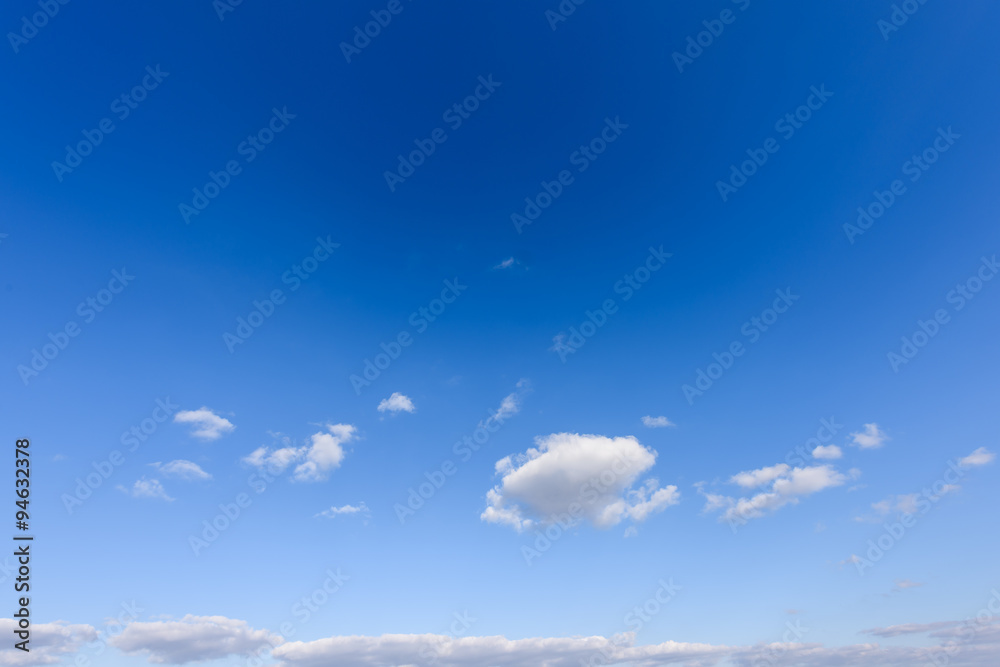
839;554;863;568
959;447;995;468
702;463;848;526
641;415;675;428
150;460;212;481
118;478;173;502
377;393;416;415
892;579;924;592
492;257;517;270
174;407;235;441
315;503;370;519
850;423;888;449
857;486;959;522
487;379;530;425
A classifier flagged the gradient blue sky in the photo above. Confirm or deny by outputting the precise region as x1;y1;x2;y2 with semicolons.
2;1;999;666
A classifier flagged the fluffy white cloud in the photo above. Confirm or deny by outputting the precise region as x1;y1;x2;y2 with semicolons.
0;620;96;665
641;415;674;428
850;423;888;449
117;478;173;502
959;447;995;467
110;615;281;664
703;464;847;525
481;433;679;532
812;444;842;460
244;424;357;483
173;408;235;441
377;393;416;414
149;460;211;481
315;503;369;518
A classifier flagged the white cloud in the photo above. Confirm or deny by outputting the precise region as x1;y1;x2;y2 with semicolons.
862;620;960;638
641;415;674;428
243;424;357;483
244;444;301;474
730;463;789;489
959;447;995;468
490;379;530;424
850;423;888;449
812;444;843;460
14;616;1000;667
377;392;416;414
149;460;212;481
272;632;729;667
268;624;1000;667
480;433;679;532
493;257;517;270
110;615;281;664
117;478;173;502
703;464;847;525
863;486;960;520
315;503;369;519
0;620;96;665
893;579;924;592
173;407;235;441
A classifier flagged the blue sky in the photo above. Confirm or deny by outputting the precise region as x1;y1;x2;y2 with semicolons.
2;1;1000;665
